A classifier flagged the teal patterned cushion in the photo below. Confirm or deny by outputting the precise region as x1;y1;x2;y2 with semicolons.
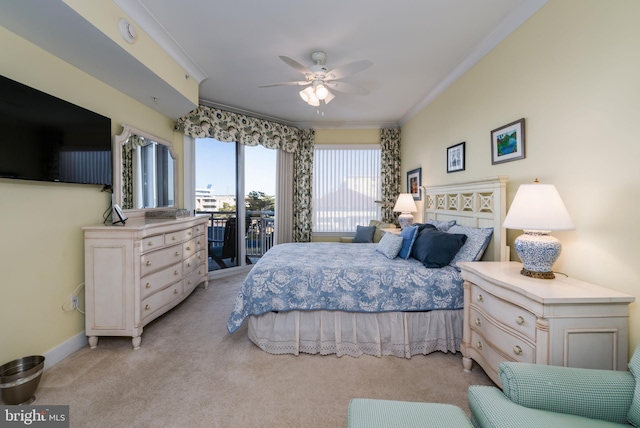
628;345;640;426
375;232;404;259
348;398;472;428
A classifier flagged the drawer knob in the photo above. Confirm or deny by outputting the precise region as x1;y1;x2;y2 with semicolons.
174;270;179;275
172;236;176;241
187;262;191;267
188;231;192;236
145;304;150;310
188;280;192;284
186;246;191;251
476;341;483;350
145;283;151;289
174;289;179;294
146;261;151;266
516;316;525;325
477;294;484;302
475;318;482;326
513;345;523;356
175;251;180;257
148;241;153;246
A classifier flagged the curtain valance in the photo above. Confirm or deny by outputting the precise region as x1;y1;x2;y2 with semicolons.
175;105;299;153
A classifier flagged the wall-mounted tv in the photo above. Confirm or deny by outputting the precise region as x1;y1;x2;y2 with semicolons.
0;75;112;186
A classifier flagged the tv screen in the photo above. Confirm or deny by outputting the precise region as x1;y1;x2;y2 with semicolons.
0;75;112;186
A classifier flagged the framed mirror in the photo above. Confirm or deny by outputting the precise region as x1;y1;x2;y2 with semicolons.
113;124;178;212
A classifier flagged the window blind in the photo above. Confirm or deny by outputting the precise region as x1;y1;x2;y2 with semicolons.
313;145;381;233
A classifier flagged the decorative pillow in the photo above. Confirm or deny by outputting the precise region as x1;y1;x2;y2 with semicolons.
411;228;467;268
420;219;457;231
353;225;376;243
369;220;395;243
628;346;640;427
376;232;404;259
447;225;494;269
413;223;438;233
398;225;419;259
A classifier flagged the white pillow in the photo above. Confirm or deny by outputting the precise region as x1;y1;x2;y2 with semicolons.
376;233;404;259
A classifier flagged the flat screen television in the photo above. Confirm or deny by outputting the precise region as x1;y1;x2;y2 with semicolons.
0;75;112;186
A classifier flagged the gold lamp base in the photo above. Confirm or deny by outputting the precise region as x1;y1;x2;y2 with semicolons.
520;268;555;280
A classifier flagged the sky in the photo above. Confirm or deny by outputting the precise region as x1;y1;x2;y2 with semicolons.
195;139;276;196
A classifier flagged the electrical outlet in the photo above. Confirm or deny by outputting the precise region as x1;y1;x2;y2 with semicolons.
72;295;79;310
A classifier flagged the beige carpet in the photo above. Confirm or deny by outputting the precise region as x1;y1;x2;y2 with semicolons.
34;273;495;427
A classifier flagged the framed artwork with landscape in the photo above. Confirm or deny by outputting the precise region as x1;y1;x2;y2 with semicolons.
407;167;421;200
447;142;465;173
491;118;525;164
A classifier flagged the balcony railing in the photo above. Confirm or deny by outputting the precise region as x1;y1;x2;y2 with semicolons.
198;210;274;270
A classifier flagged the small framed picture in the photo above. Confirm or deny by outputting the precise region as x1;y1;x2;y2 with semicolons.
491;118;525;164
407;167;422;201
447;142;465;173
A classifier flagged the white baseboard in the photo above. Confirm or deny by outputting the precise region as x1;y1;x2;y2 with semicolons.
44;331;88;371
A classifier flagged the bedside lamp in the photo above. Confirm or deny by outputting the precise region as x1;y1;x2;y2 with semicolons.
503;179;575;279
393;193;418;229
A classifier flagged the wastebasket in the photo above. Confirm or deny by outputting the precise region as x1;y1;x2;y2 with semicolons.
0;355;45;405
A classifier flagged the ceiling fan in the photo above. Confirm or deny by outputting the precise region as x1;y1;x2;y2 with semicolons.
260;51;372;106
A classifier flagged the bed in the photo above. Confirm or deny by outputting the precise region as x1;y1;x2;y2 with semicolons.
228;176;508;358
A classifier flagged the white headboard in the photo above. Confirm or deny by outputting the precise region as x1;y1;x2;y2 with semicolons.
422;176;509;262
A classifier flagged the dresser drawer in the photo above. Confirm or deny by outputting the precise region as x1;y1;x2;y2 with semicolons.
183;249;206;274
141;234;165;253
470;285;536;341
183;263;206;294
193;222;206;237
141;245;183;276
470;306;535;363
141;263;182;299
165;228;193;245
141;282;183;322
183;238;198;258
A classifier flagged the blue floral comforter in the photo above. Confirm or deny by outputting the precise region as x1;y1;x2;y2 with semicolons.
227;242;464;333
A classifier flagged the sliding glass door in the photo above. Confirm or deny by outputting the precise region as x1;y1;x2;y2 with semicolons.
195;138;276;272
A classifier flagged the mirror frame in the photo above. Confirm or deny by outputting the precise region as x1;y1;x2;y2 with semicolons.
113;124;179;214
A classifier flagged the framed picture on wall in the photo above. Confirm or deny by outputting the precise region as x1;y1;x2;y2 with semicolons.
491;118;526;164
407;167;422;201
447;142;465;173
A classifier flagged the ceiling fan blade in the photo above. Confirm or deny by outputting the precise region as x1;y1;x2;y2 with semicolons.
326;59;372;80
259;81;310;88
279;56;312;75
325;81;370;96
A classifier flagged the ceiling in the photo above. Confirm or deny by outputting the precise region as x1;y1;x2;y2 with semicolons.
1;0;547;129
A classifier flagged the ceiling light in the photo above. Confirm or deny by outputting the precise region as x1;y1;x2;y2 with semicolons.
299;86;314;103
315;84;329;100
323;91;335;104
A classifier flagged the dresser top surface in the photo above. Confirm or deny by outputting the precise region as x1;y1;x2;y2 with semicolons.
459;261;635;304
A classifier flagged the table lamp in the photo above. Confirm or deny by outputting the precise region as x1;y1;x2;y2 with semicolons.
393;193;418;229
502;179;575;279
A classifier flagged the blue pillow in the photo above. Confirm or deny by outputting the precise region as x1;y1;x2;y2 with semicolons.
447;225;494;269
376;232;404;259
398;225;419;259
353;225;376;243
425;219;457;231
411;228;468;268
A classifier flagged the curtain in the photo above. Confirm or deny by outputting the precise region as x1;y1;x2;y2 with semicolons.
175;105;314;241
275;150;293;244
293;129;314;242
121;134;146;209
380;128;401;223
175;105;298;152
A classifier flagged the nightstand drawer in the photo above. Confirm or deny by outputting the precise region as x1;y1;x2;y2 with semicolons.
470;306;534;363
471;285;536;341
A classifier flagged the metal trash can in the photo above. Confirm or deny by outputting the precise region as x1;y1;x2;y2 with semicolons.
0;355;45;405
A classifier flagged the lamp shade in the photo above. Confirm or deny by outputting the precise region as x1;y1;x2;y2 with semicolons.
503;183;574;231
393;193;417;213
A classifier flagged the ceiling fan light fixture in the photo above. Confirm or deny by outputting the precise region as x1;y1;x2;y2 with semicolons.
299;86;314;103
315;84;329;100
323;90;335;104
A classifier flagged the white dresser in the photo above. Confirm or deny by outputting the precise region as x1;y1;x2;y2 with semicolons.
459;261;635;386
83;214;209;349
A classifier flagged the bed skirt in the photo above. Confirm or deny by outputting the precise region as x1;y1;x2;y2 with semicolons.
247;309;463;358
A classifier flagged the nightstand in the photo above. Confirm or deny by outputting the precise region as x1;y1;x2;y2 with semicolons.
458;261;635;387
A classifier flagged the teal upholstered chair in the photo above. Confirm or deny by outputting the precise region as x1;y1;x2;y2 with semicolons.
348;399;473;428
468;343;640;427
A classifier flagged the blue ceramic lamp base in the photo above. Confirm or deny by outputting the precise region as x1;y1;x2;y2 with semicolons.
514;231;562;279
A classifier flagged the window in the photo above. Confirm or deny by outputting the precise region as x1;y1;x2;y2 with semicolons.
313;144;381;234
